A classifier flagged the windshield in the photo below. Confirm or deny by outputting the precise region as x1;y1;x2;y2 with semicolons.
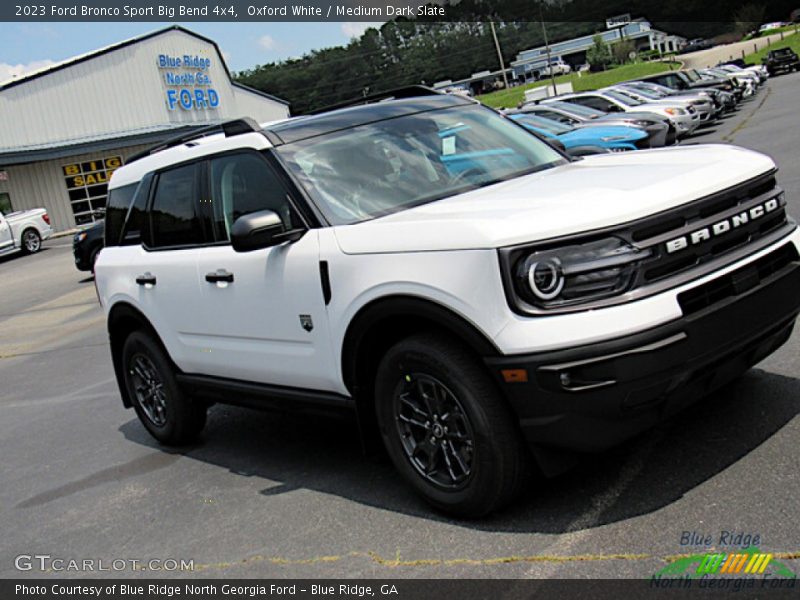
604;90;642;106
275;104;567;225
511;114;574;135
624;86;662;99
550;101;605;118
684;70;702;82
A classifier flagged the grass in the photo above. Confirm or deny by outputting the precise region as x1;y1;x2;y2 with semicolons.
743;29;800;63
476;61;681;109
744;24;800;40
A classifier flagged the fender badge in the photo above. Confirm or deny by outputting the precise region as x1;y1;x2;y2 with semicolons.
299;314;314;332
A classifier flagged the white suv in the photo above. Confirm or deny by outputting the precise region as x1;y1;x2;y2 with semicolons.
96;89;800;517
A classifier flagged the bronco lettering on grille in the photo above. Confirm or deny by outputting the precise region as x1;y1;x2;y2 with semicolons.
665;196;782;254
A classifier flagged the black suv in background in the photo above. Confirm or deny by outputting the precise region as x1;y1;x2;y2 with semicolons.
763;47;800;75
73;219;104;272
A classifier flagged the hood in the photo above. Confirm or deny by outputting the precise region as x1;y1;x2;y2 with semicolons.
594;112;668;126
333;144;775;254
627;102;685;114
560;125;645;146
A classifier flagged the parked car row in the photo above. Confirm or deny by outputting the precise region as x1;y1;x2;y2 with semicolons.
504;65;769;157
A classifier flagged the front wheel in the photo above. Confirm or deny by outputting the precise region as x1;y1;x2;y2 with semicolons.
375;333;529;517
121;331;206;445
21;229;41;254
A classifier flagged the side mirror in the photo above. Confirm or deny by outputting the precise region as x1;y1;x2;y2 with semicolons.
230;209;305;252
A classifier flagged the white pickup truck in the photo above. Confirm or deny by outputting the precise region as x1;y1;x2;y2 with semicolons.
0;208;53;256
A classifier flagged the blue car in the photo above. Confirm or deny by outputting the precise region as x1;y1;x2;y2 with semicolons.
508;113;649;152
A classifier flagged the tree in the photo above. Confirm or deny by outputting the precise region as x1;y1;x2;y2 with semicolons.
586;35;612;71
612;39;636;65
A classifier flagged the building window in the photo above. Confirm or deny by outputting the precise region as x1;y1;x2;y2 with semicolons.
0;192;11;214
62;155;122;225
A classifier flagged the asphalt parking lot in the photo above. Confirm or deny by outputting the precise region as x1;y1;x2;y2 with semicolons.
2;72;799;580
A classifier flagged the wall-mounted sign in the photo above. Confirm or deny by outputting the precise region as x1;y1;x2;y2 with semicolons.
62;155;122;224
0;171;8;182
158;54;220;111
606;14;631;29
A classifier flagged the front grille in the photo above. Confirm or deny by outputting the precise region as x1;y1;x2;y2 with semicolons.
678;243;799;314
623;173;789;286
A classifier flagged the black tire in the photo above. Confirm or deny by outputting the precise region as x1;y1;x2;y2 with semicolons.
121;331;206;445
374;333;529;517
21;229;41;254
89;246;101;272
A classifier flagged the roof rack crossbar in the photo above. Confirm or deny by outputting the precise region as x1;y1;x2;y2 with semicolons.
127;117;262;163
308;85;443;115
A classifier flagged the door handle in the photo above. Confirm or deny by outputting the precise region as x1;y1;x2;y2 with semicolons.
135;273;156;286
205;269;234;284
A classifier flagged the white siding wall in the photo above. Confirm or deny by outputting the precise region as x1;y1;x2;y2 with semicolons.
0;29;288;152
0;28;290;232
0;144;150;232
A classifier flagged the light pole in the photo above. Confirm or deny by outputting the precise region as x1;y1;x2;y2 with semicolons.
540;6;557;96
489;21;509;89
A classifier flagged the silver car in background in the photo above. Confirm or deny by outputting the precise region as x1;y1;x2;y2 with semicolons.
611;83;717;123
545;89;700;138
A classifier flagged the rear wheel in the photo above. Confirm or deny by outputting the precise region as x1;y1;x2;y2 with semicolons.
121;331;206;445
21;229;41;254
375;333;529;517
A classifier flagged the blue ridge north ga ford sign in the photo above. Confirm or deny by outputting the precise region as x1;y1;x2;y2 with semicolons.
158;54;220;111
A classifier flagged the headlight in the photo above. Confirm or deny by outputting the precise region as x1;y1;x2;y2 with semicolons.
74;232;87;243
664;107;687;116
507;237;653;310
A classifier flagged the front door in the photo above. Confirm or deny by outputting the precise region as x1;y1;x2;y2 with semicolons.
192;151;336;392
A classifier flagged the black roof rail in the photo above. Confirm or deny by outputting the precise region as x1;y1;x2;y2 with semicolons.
307;85;443;115
126;117;262;163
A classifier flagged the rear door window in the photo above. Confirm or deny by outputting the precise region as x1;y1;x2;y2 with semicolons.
149;163;204;248
104;183;137;246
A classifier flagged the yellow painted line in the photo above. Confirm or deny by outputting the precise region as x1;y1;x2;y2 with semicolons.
190;550;800;573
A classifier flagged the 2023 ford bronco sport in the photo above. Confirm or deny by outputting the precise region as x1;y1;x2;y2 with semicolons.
96;89;800;517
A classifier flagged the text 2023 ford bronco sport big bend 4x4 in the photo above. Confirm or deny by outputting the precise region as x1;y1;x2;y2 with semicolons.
96;90;800;517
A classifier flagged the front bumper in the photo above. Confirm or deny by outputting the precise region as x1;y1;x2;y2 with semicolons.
485;242;800;454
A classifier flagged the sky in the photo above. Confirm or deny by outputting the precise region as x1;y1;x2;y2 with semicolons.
0;22;384;82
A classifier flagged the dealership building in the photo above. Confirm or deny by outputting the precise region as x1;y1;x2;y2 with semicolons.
0;26;289;231
511;18;686;81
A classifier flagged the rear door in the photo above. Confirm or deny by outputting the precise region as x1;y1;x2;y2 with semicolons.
131;161;209;372
192;150;336;391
